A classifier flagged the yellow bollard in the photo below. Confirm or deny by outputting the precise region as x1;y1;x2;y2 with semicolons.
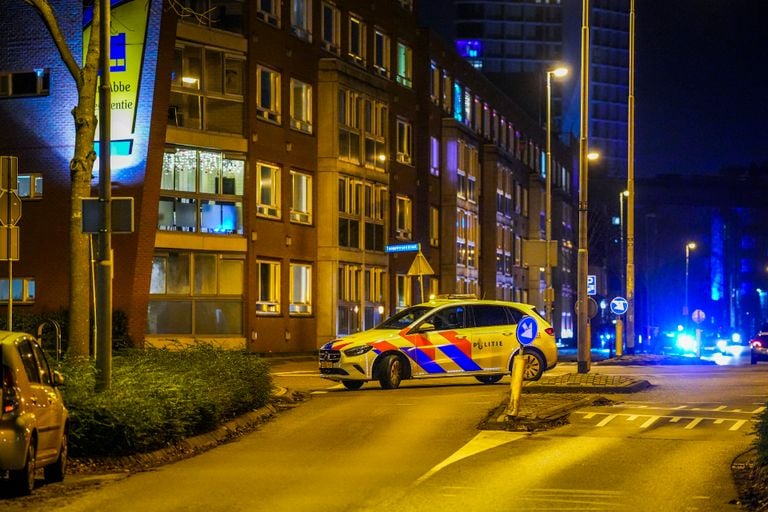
506;352;526;417
616;317;623;357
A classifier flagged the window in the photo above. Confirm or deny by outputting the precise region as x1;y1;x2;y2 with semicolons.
395;42;413;88
429;206;440;247
363;266;386;328
364;182;387;251
159;148;245;234
177;0;245;34
430;136;440;176
442;71;452;113
148;251;244;334
457;140;478;202
0;278;35;303
289;263;312;314
256;65;281;123
290;0;311;40
290;170;312;224
256;260;281;314
338;263;361;334
363;99;387;170
338;88;361;163
395;195;412;240
348;15;366;65
321;2;341;54
256;0;280;26
429;62;439;104
396;274;411;310
373;30;390;78
290;78;312;133
0;69;50;98
169;45;245;134
256;162;281;219
338;176;361;248
396;118;412;164
18;173;43;199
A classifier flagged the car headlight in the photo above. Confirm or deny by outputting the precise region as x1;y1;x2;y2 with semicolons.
344;345;374;357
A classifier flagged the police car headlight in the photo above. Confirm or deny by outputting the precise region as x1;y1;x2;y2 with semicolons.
344;345;374;357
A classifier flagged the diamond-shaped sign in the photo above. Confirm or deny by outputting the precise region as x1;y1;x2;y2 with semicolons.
0;190;22;226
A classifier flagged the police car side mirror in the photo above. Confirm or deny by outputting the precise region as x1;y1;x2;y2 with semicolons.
416;322;435;333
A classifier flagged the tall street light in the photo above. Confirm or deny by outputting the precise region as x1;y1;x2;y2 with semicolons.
684;242;697;318
619;190;629;295
626;0;637;354
545;66;569;324
576;0;592;374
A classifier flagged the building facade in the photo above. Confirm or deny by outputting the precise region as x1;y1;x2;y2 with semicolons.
0;0;575;352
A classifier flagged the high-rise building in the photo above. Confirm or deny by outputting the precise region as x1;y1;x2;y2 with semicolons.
451;0;630;178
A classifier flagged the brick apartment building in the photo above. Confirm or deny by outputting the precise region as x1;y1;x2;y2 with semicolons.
0;0;575;353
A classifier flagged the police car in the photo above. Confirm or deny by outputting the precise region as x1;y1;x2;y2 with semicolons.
319;296;557;390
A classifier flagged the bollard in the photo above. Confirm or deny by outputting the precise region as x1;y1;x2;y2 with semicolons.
506;352;526;417
616;318;623;357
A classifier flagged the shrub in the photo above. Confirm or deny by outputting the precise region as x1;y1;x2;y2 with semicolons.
58;343;273;457
755;408;768;467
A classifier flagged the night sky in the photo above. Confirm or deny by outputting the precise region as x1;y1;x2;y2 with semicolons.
419;0;768;178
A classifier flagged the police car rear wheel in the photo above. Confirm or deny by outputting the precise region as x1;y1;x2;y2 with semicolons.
379;354;403;389
522;351;545;381
475;375;503;384
342;380;364;390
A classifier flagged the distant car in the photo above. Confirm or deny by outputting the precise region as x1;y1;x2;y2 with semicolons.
1;332;68;495
319;296;557;390
750;333;768;365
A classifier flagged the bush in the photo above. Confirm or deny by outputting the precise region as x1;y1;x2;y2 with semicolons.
755;409;768;467
58;343;273;457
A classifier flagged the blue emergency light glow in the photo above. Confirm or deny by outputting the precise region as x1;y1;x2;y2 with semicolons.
385;243;420;253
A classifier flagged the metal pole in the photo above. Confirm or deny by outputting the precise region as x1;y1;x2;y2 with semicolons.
96;0;113;391
545;71;553;323
619;192;625;295
684;245;690;317
626;0;636;353
576;0;591;373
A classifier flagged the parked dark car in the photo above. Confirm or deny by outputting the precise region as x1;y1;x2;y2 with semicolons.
749;333;768;365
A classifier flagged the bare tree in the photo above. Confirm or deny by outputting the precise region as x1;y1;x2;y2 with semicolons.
22;0;103;359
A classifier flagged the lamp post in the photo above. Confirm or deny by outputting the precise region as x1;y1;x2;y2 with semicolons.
619;190;629;295
626;0;636;354
545;66;569;323
684;242;697;318
576;0;592;374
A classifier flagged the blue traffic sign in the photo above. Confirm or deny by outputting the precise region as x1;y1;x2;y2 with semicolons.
610;296;628;315
385;243;420;253
516;316;538;346
587;275;597;296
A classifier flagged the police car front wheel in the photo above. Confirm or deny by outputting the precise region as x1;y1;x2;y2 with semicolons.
378;354;404;389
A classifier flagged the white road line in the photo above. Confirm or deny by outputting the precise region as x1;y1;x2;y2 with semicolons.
714;405;727;411
670;417;681;423
685;418;704;429
640;416;659;428
583;412;597;419
731;420;748;431
596;414;617;427
752;406;766;414
627;415;638;421
714;419;724;424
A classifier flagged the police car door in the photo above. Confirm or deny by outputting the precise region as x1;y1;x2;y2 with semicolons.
407;305;473;376
468;305;518;372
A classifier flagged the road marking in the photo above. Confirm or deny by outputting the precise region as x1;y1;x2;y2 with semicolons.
714;405;727;411
627;415;639;421
596;414;617;427
670;417;681;423
753;406;766;414
584;412;597;419
414;431;527;485
685;418;703;429
731;420;748;431
271;370;322;377
640;416;659;428
714;419;724;425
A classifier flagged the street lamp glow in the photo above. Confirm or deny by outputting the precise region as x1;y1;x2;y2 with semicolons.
587;151;600;161
544;63;571;323
687;242;697;251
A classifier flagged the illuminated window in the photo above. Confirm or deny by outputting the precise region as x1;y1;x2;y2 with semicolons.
348;15;366;66
396;118;412;164
169;45;244;134
256;0;281;27
0;278;35;303
256;162;281;219
256;259;281;314
148;251;244;335
363;99;387;170
396;274;412;310
395;42;412;88
429;206;440;247
159;147;245;234
338;263;361;334
374;30;390;78
290;170;312;224
395;195;412;240
338;176;361;249
364;182;387;251
321;2;341;54
18;174;43;199
290;0;311;41
442;71;452;113
289;262;312;315
256;65;281;124
290;78;312;133
338;88;361;163
430;136;440;176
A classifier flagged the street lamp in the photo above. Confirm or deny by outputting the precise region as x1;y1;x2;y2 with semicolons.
576;0;592;373
619;190;629;296
545;66;569;323
684;242;697;317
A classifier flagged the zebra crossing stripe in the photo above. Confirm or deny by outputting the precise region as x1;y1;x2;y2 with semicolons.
730;420;747;431
685;418;703;429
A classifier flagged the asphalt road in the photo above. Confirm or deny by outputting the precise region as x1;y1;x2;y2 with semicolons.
2;356;765;511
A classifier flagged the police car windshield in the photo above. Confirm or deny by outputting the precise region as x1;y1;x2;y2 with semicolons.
375;306;433;330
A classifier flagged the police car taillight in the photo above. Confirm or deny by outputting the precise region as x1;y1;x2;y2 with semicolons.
545;327;554;336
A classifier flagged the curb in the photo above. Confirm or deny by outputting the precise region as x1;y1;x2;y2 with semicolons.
523;379;652;394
